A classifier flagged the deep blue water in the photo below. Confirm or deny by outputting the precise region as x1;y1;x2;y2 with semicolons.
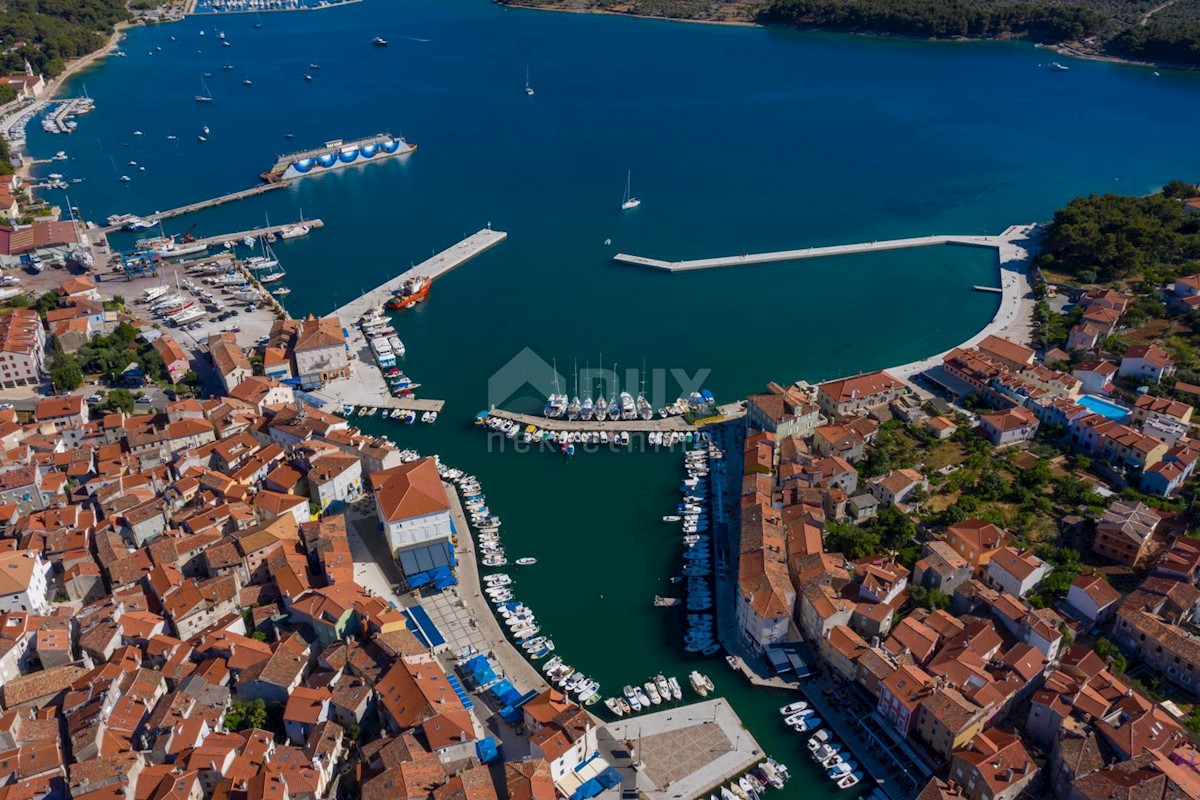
28;1;1200;796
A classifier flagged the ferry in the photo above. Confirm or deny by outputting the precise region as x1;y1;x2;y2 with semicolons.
386;276;431;310
260;133;416;183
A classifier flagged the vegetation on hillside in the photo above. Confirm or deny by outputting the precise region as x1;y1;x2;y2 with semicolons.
758;0;1107;41
1038;181;1200;283
0;0;130;79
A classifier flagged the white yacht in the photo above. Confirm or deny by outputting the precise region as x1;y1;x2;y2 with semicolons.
621;170;641;210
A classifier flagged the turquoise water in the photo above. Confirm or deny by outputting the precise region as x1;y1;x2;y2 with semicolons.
30;1;1200;797
1078;393;1131;420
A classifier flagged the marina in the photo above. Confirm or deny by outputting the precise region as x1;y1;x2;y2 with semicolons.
481;405;745;435
163;218;321;252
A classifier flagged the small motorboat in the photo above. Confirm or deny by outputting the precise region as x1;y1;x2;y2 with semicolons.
837;773;862;790
515;557;537;566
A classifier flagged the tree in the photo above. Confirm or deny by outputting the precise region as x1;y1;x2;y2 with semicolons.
4;293;31;309
99;388;135;414
862;506;917;551
1094;637;1128;673
823;522;881;559
33;291;59;316
48;351;82;391
224;698;268;732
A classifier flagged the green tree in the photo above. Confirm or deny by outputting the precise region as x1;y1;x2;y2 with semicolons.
99;388;135;414
224;698;269;732
823;521;881;559
33;291;59;316
1094;637;1128;673
4;293;31;309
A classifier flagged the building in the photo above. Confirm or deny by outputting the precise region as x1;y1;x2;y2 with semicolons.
370;458;454;589
978;335;1036;371
978;406;1039;447
1131;394;1193;428
945;519;1010;575
948;730;1038;800
1063;574;1120;624
867;467;927;508
745;382;820;439
0;308;45;389
1072;360;1117;395
914;540;971;596
0;64;45;99
0;550;52;614
278;315;350;388
1119;345;1175;384
815;371;905;418
34;395;89;430
152;335;191;382
877;663;934;736
986;547;1050;598
208;334;252;394
1092;500;1160;567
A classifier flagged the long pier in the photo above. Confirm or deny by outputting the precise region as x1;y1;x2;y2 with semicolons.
613;233;1011;272
484;404;745;433
178;219;322;252
101;183;286;233
331;227;507;322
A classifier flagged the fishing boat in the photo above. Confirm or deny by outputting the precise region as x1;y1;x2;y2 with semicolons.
621;170;641;210
386;276;431;310
195;76;214;103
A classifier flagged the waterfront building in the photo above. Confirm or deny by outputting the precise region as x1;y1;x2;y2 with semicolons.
1119;344;1175;384
736;503;794;652
270;315;350;389
0;308;45;389
815;370;904;418
914;686;989;761
369;458;455;589
977;335;1035;371
878;663;935;736
819;624;867;682
745;381;820;438
0;221;80;256
522;690;605;796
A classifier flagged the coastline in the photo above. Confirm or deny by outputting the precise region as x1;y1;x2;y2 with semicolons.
500;0;1194;71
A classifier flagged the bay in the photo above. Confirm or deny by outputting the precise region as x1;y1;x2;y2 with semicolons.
27;0;1200;796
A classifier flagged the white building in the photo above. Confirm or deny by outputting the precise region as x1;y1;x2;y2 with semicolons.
308;454;363;512
370;458;453;584
986;547;1050;598
734;579;792;653
0;551;52;614
1064;574;1121;623
0;309;45;389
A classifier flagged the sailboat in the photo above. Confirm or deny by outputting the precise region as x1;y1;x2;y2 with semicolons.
621;171;641;210
525;66;534;96
195;77;213;103
580;361;594;421
544;359;567;419
567;361;581;421
242;69;252;86
637;364;653;420
249;237;285;284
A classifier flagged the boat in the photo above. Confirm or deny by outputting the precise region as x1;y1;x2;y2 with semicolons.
826;763;853;780
373;37;388;46
654;674;671;701
386;276;432;310
779;701;809;716
807;730;831;751
701;674;715;693
515;557;537;566
623;685;642;712
663;515;681;522
836;773;862;790
195;76;214;103
667;676;682;701
525;65;534;96
261;133;416;183
1049;61;1069;71
689;671;709;697
621;170;641;210
279;222;310;239
272;287;291;296
784;709;815;726
605;698;625;717
644;681;661;705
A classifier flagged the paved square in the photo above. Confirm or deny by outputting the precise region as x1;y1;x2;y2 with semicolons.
638;722;734;788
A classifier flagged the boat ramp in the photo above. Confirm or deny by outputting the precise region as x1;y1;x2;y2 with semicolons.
100;183;286;232
331;227;508;322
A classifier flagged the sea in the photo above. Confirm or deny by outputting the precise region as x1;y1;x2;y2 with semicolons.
25;0;1200;796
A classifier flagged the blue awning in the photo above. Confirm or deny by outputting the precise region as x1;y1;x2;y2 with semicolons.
570;767;622;800
402;605;446;649
463;655;499;688
475;737;499;763
446;673;473;709
490;678;523;706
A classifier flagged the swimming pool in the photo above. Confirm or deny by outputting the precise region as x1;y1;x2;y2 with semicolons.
1078;394;1131;421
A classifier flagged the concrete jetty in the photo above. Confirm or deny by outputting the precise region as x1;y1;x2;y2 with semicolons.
613;233;1015;272
331;227;508;322
600;699;765;800
101;184;286;232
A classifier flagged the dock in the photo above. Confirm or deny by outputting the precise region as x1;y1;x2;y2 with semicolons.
331;227;508;322
483;404;744;434
101;184;286;232
599;699;766;800
178;219;323;253
973;285;1003;293
613;234;1012;272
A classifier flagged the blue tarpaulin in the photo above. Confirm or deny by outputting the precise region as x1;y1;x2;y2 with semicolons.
490;678;523;706
570;767;622;800
475;738;499;763
403;605;447;650
463;655;499;688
